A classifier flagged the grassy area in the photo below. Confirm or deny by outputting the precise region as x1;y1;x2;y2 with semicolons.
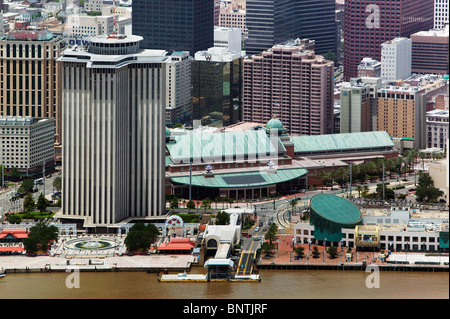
15;211;55;220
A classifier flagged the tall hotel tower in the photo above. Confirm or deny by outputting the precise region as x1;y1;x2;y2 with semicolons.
343;0;434;81
58;34;168;228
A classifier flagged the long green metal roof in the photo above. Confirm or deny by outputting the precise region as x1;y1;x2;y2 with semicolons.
290;131;394;154
167;130;285;164
171;168;307;188
310;194;362;225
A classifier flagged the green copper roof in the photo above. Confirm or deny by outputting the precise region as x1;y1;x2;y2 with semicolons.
310;194;362;225
171;168;307;188
266;118;284;129
290;131;394;153
167;130;285;164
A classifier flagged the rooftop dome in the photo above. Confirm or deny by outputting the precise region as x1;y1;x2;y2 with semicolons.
266;117;283;130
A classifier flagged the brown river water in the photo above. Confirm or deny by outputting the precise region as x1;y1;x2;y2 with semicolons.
0;267;448;299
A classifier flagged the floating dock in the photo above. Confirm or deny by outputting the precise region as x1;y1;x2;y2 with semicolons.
158;272;261;282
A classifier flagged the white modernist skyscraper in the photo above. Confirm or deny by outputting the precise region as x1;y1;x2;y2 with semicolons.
381;37;412;82
58;34;168;228
434;0;449;29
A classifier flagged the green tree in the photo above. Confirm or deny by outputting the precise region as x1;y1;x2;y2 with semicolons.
415;172;443;202
169;198;179;211
23;193;36;212
6;213;22;224
215;211;230;225
294;246;305;259
36;193;49;213
261;242;274;255
186;200;196;212
201;198;212;212
10;167;21;179
21;179;35;193
312;246;320;258
375;184;395;200
289;199;298;214
124;223;160;252
23;222;59;254
53;176;62;192
265;223;278;246
327;245;338;259
324;50;338;64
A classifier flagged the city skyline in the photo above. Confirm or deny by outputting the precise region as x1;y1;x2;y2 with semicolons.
0;0;448;304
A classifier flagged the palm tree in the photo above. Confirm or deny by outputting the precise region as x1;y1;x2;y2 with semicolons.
289;199;298;214
355;185;363;198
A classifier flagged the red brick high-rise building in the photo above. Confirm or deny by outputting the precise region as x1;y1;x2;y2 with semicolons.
343;0;434;81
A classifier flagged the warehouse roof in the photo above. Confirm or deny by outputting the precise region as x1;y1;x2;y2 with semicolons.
167;130;285;164
290;131;394;154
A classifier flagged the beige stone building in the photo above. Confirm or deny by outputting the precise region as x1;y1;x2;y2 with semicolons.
0;28;65;163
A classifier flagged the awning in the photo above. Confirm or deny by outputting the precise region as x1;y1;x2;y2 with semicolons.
204;259;234;268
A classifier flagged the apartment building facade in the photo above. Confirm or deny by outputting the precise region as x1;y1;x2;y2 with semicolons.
0;116;55;175
243;40;334;135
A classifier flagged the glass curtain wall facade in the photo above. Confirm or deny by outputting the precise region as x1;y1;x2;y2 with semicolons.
132;0;214;55
245;0;336;56
193;58;243;127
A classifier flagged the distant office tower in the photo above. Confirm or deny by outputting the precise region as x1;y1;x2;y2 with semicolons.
434;0;449;29
243;39;334;135
411;26;449;75
0;29;65;163
132;0;214;55
343;0;434;81
165;51;193;125
340;77;382;134
193;46;243;127
58;34;167;227
218;0;248;38
381;38;412;82
357;58;381;78
245;0;336;56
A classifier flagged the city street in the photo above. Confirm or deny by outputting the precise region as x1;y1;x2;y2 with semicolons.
0;167;61;219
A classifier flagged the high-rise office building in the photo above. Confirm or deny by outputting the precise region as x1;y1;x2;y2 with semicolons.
193;46;243;127
132;0;214;56
245;0;337;56
343;0;434;81
58;34;167;228
0;29;65;163
243;39;334;136
381;38;412;82
340;77;382;134
411;26;449;75
434;0;449;29
165;51;193;125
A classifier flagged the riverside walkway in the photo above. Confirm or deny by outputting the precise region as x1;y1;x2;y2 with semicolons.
257;234;449;271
